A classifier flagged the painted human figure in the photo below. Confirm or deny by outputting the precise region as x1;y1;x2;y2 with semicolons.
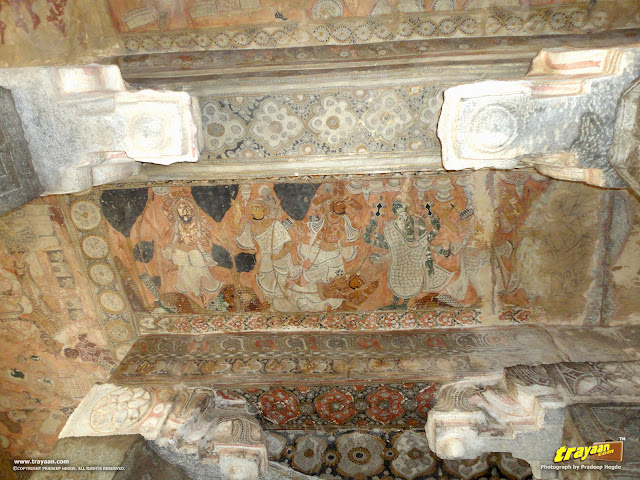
162;197;222;298
298;184;362;285
364;200;452;308
235;190;342;312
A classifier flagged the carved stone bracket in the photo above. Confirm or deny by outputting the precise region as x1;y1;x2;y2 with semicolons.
427;361;640;479
59;384;268;480
438;47;640;189
0;65;202;196
426;366;564;479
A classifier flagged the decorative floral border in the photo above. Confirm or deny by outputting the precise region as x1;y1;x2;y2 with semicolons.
121;4;637;54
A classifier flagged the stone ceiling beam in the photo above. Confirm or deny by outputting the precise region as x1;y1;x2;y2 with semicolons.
438;46;640;190
0;65;203;198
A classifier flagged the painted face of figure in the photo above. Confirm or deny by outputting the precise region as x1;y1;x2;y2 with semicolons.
331;200;347;215
250;203;266;221
392;201;408;217
177;202;194;224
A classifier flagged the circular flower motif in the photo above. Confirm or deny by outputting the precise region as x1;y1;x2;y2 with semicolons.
366;386;404;424
233;32;251;46
273;30;291;46
125;38;139;52
192;316;207;331
90;387;151;433
569;11;586;29
374;23;393;40
486;16;502;34
308;96;358;148
363;91;413;144
313;25;331;43
292;436;326;474
418;21;436;37
259;388;300;424
332;25;352;42
195;34;211;48
390;431;436;480
336;432;385;477
459;18;477;35
249;98;304;153
398;21;414;37
175;34;191;48
213;33;230;48
505;16;523;32
516;310;532;322
323;449;340;466
315;388;356;425
438;19;456;35
254;31;271;46
354;25;372;41
550;12;568;30
158;36;172;49
202;101;246;155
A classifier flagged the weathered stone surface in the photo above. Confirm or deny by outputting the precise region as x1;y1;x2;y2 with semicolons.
0;86;43;215
30;434;191;480
0;65;202;195
426;370;564;479
563;404;640;479
59;384;175;439
609;77;640;197
439;47;640;189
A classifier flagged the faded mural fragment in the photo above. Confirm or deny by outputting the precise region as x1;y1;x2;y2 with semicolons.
0;198;113;460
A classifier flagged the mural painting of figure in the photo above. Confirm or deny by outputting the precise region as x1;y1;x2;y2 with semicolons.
162;197;223;299
235;188;343;312
364;200;453;309
298;183;362;285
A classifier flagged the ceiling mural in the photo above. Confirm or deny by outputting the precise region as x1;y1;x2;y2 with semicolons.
108;0;588;33
117;0;640;54
0;198;113;460
53;171;626;338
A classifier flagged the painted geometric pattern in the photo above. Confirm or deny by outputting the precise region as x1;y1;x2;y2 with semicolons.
110;327;565;385
200;85;445;160
121;2;638;54
222;383;438;428
267;429;533;480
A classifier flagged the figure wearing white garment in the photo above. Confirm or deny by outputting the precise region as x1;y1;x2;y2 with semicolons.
364;200;453;309
235;192;343;312
162;197;222;298
298;184;362;286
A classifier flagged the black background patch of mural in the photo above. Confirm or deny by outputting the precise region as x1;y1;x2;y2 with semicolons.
100;189;149;237
273;183;319;221
192;185;239;222
211;243;234;269
133;241;154;263
234;253;256;272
